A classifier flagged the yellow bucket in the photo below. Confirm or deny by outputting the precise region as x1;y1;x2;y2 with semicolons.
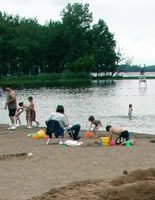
36;129;46;138
101;137;110;146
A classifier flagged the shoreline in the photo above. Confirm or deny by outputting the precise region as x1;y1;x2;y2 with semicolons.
0;124;155;138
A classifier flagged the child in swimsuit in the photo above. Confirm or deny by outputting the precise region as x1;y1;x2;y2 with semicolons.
88;116;102;137
27;96;40;128
15;102;25;126
128;104;133;119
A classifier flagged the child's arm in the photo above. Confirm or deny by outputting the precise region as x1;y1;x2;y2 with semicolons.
23;104;28;109
18;108;24;115
62;114;69;127
108;129;113;141
89;122;93;131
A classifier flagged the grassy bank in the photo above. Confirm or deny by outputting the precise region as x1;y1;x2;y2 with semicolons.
0;72;91;89
1;73;155;89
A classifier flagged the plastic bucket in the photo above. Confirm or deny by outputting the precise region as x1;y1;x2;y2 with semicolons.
101;137;110;146
126;141;131;147
37;129;45;138
110;140;115;145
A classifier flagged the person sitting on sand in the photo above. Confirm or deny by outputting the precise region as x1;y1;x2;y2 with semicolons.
106;125;134;145
45;105;81;144
88;116;102;137
46;105;69;129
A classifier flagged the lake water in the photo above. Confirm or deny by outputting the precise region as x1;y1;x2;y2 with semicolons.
1;79;155;135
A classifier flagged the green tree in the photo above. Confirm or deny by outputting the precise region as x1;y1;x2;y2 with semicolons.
66;55;94;72
61;3;93;68
0;3;122;77
13;18;43;75
45;21;67;73
93;19;120;77
0;12;18;75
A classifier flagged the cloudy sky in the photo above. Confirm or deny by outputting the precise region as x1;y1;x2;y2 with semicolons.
1;0;154;65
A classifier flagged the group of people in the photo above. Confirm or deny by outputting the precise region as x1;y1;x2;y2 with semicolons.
3;84;133;145
4;85;81;142
88;115;133;145
45;105;132;145
4;85;39;130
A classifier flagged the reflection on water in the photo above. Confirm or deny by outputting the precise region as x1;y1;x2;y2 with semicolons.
139;87;147;96
0;79;155;134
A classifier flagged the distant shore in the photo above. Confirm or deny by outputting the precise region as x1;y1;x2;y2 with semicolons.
93;75;155;80
0;73;155;89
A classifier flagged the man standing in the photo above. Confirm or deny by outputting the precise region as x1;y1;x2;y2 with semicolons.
5;85;17;130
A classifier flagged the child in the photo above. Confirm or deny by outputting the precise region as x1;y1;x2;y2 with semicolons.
88;116;102;137
27;96;40;128
15;102;24;126
106;125;134;145
128;104;133;119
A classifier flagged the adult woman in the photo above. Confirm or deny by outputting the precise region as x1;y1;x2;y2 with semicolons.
45;105;80;144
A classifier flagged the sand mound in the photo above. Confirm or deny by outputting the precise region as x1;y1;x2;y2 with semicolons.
110;168;155;186
102;168;155;200
29;168;155;200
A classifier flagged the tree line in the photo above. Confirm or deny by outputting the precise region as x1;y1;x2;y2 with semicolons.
118;65;155;72
0;3;120;76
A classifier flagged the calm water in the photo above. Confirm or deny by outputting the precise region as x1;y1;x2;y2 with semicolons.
1;79;155;134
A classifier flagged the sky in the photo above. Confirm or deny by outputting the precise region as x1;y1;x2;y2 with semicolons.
0;0;155;65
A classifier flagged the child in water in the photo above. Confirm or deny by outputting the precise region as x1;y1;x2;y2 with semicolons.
88;116;102;137
128;104;133;119
26;96;40;128
15;102;25;126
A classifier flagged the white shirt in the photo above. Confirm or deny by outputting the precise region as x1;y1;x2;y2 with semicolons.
45;112;69;129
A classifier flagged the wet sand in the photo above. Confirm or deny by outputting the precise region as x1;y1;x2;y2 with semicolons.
0;124;155;200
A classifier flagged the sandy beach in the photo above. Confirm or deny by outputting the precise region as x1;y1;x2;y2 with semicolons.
0;124;155;200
